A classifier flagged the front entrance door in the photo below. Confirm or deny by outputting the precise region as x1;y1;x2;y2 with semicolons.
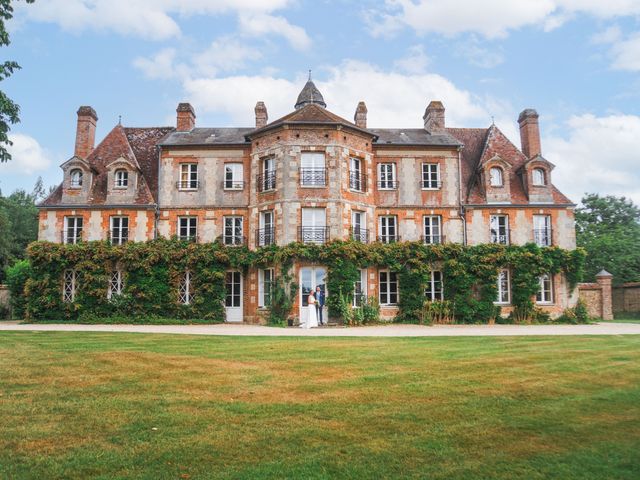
300;267;327;325
225;271;243;322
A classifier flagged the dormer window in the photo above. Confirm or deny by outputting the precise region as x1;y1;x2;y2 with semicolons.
489;167;503;187
70;169;83;188
532;168;546;186
115;169;128;188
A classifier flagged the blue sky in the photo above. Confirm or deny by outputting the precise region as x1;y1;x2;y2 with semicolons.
2;0;640;203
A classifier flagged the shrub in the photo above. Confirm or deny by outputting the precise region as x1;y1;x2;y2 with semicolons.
421;300;455;325
5;259;31;319
361;296;380;324
556;299;591;324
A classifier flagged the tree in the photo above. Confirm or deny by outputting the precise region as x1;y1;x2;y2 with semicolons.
0;0;35;163
576;194;640;285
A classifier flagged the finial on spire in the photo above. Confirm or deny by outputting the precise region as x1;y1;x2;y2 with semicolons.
308;69;312;81
491;115;495;126
118;115;122;125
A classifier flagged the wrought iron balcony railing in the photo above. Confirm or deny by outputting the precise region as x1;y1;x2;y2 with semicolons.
176;180;200;190
350;227;369;243
256;227;275;247
300;168;327;187
533;228;552;247
420;179;443;189
490;230;510;245
349;172;368;192
221;235;247;247
177;234;198;243
377;180;399;190
223;180;245;190
298;226;329;244
377;234;400;244
257;171;276;192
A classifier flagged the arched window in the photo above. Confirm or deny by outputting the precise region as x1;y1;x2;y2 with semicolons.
70;169;83;188
115;169;128;188
532;168;546;186
489;167;503;187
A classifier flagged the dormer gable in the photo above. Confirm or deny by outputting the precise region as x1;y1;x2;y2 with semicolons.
105;156;140;203
519;154;555;203
60;156;95;204
479;155;512;204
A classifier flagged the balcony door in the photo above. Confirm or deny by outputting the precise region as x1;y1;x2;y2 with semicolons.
301;207;326;243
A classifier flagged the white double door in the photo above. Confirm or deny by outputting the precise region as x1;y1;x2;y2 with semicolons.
300;267;327;325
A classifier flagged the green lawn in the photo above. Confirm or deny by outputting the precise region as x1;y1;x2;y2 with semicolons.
1;333;639;480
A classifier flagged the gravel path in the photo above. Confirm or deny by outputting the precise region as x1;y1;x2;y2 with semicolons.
0;321;639;337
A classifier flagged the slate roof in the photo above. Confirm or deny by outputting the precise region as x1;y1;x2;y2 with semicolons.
295;79;327;109
371;128;461;147
160;127;253;147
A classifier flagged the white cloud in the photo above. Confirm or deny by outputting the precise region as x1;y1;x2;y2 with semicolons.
0;134;52;175
610;33;640;71
393;45;430;74
238;13;311;50
545;114;640;204
591;25;623;45
132;48;180;80
368;0;640;38
455;39;504;69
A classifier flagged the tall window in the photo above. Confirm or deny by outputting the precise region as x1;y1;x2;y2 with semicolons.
423;216;442;244
300;208;327;244
424;271;443;301
224;216;244;245
110;216;129;245
224;163;244;190
353;269;368;307
379;270;398;305
107;270;124;299
179;271;193;305
490;215;509;245
378;215;398;243
70;169;83;188
64;216;83;244
378;163;397;190
258;211;274;246
351;210;367;243
259;157;276;191
179;163;198;190
422;163;440;189
62;270;76;302
349;157;364;191
225;271;242;308
300;152;326;187
489;167;503;187
533;215;552;247
115;169;128;188
178;216;197;242
258;268;274;308
536;274;553;304
532;168;546;186
496;269;510;304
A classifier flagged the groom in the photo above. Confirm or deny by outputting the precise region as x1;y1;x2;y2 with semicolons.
314;286;325;326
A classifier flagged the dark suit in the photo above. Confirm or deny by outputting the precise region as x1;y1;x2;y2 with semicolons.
314;290;325;325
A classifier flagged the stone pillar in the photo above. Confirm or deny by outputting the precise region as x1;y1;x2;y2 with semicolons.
596;270;613;320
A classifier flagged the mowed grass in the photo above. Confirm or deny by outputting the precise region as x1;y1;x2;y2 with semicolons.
1;333;639;480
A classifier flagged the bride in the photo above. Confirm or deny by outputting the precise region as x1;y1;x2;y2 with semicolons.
303;290;319;329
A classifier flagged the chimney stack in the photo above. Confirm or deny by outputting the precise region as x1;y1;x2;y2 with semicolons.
255;101;268;128
74;106;98;159
423;101;445;134
354;101;368;129
176;103;196;132
518;108;541;158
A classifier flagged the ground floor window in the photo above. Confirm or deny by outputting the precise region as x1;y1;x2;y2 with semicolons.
107;270;124;299
179;271;193;305
225;271;242;307
424;271;443;301
258;268;274;308
63;269;76;302
536;274;553;304
495;269;510;304
353;269;367;307
379;270;398;305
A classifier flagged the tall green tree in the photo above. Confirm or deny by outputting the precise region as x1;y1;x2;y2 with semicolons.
0;0;35;162
576;194;640;285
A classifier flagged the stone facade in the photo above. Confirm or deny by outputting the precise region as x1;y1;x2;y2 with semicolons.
38;79;578;322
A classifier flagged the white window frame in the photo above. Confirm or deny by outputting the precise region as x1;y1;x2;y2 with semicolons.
378;163;397;190
300;152;326;187
258;211;275;246
300;207;327;244
107;270;124;299
114;169;128;188
421;163;441;189
225;271;242;308
223;216;244;246
379;270;399;306
260;157;276;191
351;210;367;242
110;216;129;245
536;274;553;304
179;271;193;305
258;268;274;308
70;169;83;188
423;215;442;244
349;157;364;192
533;215;552;247
495;269;511;305
532;168;546;186
224;163;244;190
489;167;503;187
424;271;443;302
178;216;197;242
490;215;509;245
179;163;198;190
64;216;83;244
378;215;397;243
353;268;368;307
62;269;76;303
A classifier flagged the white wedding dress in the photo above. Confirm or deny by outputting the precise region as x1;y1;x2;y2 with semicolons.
305;294;318;329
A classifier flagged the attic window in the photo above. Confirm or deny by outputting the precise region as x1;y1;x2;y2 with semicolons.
532;168;546;186
489;167;503;187
70;169;83;188
115;169;128;188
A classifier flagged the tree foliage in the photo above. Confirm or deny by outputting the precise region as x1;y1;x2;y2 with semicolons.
576;193;640;285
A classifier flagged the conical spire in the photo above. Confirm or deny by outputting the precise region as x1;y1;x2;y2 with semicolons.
294;71;326;110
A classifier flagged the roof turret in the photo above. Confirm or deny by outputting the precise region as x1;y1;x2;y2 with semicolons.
294;72;326;110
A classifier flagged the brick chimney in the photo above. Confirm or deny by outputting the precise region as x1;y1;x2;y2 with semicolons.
354;101;368;129
423;101;445;134
518;108;541;159
176;103;196;131
255;101;268;128
74;106;98;159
